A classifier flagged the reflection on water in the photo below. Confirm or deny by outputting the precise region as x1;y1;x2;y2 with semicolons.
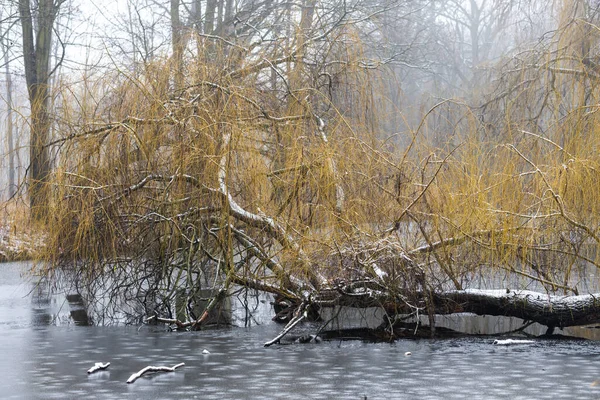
320;305;600;340
0;261;84;328
66;294;91;326
429;313;600;340
2;261;600;399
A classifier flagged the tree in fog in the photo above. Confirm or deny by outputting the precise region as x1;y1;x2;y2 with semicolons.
18;0;67;216
1;5;18;198
22;0;600;339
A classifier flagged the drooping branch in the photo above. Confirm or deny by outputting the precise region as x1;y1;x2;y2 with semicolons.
508;144;600;245
229;225;301;292
229;273;300;301
218;130;325;290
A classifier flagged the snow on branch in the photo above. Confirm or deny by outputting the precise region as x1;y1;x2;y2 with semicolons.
126;363;185;384
87;362;110;374
493;339;535;345
440;289;600;328
218;130;325;289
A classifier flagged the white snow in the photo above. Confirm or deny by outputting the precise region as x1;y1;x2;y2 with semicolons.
87;362;110;374
492;339;535;345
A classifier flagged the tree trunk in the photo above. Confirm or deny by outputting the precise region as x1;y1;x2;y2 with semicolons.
2;28;15;198
19;0;61;217
190;0;202;32
170;0;184;90
438;289;600;329
205;0;216;34
312;285;600;330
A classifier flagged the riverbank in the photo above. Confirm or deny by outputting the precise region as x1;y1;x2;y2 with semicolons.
0;201;43;262
0;230;40;262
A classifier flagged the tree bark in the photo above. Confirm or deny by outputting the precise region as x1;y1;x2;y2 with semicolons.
19;0;63;217
170;0;184;90
204;0;216;34
311;285;600;330
438;289;600;329
1;28;15;198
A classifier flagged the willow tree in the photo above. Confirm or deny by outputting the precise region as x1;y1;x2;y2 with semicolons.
39;0;600;341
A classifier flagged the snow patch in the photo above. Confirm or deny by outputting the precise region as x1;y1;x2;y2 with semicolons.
493;339;535;345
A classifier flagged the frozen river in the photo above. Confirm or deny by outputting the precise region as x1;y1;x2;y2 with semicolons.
1;261;600;399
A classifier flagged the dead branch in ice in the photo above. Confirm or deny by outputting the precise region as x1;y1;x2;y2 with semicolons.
87;362;110;374
145;315;194;329
126;363;185;383
264;301;308;347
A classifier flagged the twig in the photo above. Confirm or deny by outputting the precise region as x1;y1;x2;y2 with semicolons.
264;301;308;347
87;362;110;374
386;145;462;236
144;288;227;329
145;314;194;329
508;144;600;244
126;363;185;383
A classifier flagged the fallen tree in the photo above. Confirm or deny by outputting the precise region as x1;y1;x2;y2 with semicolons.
264;284;600;344
438;290;600;330
312;286;600;331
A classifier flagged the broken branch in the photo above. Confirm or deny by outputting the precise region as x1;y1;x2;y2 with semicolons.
126;363;185;384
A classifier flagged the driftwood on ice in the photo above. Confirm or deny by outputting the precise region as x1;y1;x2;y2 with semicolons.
493;339;536;345
126;363;185;383
87;362;110;374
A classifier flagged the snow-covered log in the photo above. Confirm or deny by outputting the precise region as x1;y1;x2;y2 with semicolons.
439;289;600;329
126;363;185;383
311;284;600;330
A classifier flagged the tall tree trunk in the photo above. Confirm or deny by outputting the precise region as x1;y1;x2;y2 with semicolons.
1;26;15;198
190;0;202;32
216;0;223;34
225;0;233;26
170;0;184;90
190;0;203;60
205;0;217;34
19;0;61;217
